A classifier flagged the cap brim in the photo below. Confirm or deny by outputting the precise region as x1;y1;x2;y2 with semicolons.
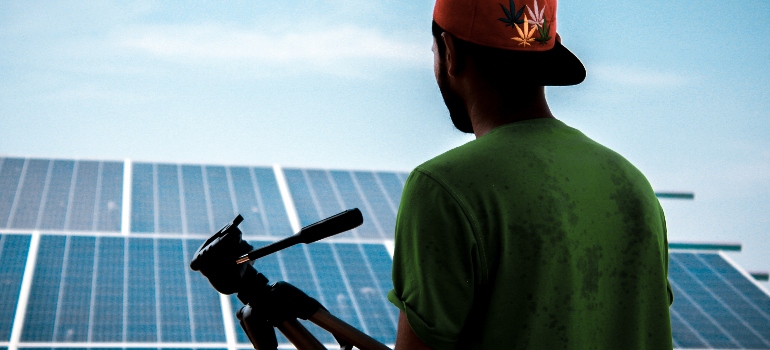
533;40;586;86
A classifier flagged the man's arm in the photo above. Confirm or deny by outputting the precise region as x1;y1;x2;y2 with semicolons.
395;311;432;350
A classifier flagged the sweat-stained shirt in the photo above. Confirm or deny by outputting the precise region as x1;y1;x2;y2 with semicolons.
388;118;673;349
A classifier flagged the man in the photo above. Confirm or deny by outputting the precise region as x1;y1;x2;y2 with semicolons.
387;0;674;348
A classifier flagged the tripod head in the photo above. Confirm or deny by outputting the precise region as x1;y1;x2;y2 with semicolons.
190;208;364;302
189;214;257;296
189;209;365;350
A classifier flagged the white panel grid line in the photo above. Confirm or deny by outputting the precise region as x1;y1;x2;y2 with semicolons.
219;293;238;350
372;172;398;215
6;159;29;229
696;254;770;328
180;239;197;341
396;172;408;187
201;166;215;233
63;161;79;231
669;307;708;348
51;235;72;341
33;160;54;230
348;171;386;240
273;164;301;234
669;259;740;348
153;238;163;342
177;164;189;236
86;236;101;342
324;170;361;240
153;164;160;234
225;167;240;218
302;244;327;306
121;159;132;235
91;161;104;231
314;170;399;327
301;168;373;335
299;169;333;307
0;235;5;264
352;242;398;329
720;251;770;297
329;243;370;336
249;167;271;237
9;231;41;350
676;255;770;347
383;241;395;259
301;169;324;227
275;251;290;282
122;237;129;342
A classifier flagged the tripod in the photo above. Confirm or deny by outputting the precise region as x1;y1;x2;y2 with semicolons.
190;210;392;350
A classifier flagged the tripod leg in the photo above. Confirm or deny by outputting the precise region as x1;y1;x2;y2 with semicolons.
309;308;391;350
277;318;327;350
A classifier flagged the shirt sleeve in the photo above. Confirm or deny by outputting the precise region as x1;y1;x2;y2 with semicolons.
387;169;484;350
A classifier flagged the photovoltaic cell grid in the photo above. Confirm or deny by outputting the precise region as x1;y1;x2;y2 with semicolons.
21;235;225;343
129;163;405;240
227;241;397;345
131;164;292;237
669;252;770;349
10;233;395;346
2;157;770;350
0;158;123;232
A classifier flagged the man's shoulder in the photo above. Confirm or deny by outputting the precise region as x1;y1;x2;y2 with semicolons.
412;118;582;183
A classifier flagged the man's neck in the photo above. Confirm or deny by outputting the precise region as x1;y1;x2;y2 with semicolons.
467;86;554;138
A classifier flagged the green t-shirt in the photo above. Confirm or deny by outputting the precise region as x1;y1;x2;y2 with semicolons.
388;118;673;349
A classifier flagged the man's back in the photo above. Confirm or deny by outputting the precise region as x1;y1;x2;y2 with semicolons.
389;118;673;349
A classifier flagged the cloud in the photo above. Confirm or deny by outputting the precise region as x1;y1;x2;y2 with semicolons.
116;24;431;75
589;64;688;87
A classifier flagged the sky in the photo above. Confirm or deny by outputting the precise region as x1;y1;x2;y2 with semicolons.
0;0;768;288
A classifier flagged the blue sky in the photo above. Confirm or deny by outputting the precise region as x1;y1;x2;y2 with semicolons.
1;0;768;288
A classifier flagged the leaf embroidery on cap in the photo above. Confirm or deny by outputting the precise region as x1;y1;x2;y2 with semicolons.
535;17;552;44
512;14;537;47
526;0;545;27
498;0;526;26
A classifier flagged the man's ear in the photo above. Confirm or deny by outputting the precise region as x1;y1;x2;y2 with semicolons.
441;32;462;77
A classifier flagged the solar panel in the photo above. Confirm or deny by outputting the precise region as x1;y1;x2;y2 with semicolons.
1;157;769;350
669;252;770;349
0;158;122;233
18;235;226;344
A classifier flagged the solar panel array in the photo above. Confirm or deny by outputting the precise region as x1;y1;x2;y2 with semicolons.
0;156;769;350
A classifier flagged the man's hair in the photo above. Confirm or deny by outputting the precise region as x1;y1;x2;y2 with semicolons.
432;20;545;87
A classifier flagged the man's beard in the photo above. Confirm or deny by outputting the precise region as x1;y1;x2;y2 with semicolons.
437;62;474;133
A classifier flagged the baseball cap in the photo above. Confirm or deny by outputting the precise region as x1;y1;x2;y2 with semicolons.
433;0;586;86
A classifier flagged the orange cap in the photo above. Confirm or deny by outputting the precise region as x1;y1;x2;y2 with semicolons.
434;0;585;85
435;0;557;51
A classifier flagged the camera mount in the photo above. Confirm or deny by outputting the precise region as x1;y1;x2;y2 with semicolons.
190;209;391;350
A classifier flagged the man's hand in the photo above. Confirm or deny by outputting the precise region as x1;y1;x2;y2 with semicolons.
395;311;432;350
